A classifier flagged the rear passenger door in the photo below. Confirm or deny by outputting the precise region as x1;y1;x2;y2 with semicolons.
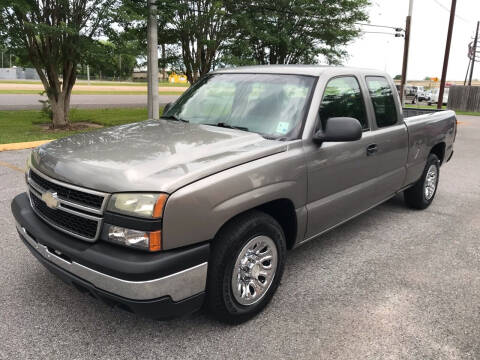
363;76;409;204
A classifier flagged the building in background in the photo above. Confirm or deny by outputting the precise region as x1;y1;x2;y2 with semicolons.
0;67;40;80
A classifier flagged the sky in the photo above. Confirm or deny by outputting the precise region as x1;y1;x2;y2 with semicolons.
344;0;480;80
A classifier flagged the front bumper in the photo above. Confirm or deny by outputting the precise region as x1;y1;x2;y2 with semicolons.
12;193;209;319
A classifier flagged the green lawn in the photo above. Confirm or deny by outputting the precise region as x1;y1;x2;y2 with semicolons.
0;79;189;87
0;90;183;95
0;107;157;144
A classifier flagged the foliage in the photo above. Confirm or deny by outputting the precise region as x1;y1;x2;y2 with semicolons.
394;74;402;80
116;0;370;84
79;40;138;80
38;91;53;121
223;0;370;66
0;0;119;128
166;1;234;84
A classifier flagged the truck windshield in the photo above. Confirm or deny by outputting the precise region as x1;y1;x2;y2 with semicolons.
163;73;316;140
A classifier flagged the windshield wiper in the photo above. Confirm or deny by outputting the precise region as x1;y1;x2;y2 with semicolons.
160;114;189;123
204;122;249;132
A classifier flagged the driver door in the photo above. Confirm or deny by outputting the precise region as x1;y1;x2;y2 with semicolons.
304;75;379;239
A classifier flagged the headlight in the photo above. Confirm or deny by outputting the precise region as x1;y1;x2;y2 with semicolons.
107;193;168;218
107;226;161;252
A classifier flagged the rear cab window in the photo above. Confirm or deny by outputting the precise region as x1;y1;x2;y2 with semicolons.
318;76;369;131
365;76;398;128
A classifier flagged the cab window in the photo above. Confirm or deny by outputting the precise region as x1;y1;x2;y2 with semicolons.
366;76;398;128
318;76;369;131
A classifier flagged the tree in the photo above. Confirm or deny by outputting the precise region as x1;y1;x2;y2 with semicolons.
112;0;182;80
1;0;117;128
394;74;402;80
224;0;370;65
165;1;234;84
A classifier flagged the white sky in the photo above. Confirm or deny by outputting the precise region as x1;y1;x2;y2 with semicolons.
345;0;480;80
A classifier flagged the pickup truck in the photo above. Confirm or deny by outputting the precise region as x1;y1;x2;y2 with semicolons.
11;66;456;324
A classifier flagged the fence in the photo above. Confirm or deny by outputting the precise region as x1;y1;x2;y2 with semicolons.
448;86;480;112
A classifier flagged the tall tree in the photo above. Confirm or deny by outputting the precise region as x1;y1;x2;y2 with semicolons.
169;1;233;84
0;0;117;128
224;0;369;66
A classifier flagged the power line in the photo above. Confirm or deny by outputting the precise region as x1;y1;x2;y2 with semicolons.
432;0;472;24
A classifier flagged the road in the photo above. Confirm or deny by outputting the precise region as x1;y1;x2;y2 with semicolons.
0;115;479;359
0;94;180;110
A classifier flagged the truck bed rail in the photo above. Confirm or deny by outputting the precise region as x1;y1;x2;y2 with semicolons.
403;107;445;118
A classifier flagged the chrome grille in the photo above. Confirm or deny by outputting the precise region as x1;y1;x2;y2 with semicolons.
30;170;104;209
27;167;108;242
30;192;99;239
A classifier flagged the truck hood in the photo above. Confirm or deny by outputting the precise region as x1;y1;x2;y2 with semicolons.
31;120;287;193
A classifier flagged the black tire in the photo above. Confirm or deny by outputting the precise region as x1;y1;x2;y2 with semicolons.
404;153;440;209
206;210;287;324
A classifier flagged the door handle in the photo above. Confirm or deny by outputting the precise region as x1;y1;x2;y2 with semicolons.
366;144;378;156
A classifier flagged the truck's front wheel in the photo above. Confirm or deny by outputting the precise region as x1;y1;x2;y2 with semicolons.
206;210;286;324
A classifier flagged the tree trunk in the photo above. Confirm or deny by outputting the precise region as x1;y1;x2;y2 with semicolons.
50;94;68;128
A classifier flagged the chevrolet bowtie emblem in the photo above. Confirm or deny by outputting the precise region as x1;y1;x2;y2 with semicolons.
42;190;60;209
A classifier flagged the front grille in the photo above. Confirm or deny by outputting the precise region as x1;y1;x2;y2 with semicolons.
30;170;104;209
30;192;99;239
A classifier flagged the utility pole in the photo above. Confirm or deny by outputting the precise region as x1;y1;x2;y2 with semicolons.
87;65;90;85
147;0;159;120
400;0;414;106
9;54;12;68
119;54;122;79
437;0;457;109
1;52;3;68
468;21;479;86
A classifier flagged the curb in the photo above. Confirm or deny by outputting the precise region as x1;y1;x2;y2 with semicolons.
0;140;53;152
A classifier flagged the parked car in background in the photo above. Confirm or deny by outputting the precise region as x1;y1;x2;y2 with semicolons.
429;87;449;106
12;66;456;324
421;90;433;102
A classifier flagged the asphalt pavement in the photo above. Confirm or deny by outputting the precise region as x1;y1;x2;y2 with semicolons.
0;94;180;110
0;115;479;359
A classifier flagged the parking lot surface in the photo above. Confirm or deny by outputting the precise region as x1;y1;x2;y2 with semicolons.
0;115;479;359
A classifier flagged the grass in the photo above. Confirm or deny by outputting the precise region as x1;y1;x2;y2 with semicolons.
0;107;157;144
0;89;183;95
0;79;189;87
404;104;480;116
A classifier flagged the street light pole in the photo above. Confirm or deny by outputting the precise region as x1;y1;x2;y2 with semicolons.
147;0;159;120
400;0;414;106
437;0;457;109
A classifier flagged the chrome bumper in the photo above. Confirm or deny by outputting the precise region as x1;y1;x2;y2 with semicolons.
16;222;208;302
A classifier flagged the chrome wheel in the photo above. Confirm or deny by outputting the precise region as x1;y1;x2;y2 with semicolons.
424;164;438;200
231;235;278;306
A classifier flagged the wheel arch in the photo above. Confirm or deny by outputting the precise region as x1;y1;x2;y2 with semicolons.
214;198;298;250
430;142;446;164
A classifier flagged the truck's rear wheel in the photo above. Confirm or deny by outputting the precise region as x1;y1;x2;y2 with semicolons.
404;153;440;209
206;210;286;324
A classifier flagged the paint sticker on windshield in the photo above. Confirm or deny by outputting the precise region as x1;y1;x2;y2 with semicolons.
276;122;290;135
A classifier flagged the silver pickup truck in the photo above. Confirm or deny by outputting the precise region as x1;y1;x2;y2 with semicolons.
12;65;456;324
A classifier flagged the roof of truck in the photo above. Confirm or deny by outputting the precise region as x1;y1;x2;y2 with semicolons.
213;65;385;77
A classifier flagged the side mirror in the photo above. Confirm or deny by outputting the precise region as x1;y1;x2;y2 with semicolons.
162;102;173;114
313;117;362;144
